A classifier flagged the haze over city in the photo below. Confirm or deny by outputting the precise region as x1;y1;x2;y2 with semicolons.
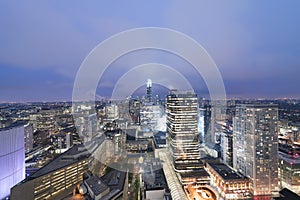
1;1;300;102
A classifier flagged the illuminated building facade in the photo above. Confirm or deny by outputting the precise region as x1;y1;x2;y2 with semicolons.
233;104;279;196
129;98;141;123
180;168;210;186
24;123;34;153
166;90;200;172
0;124;25;199
140;105;163;131
220;131;233;167
146;79;152;103
278;151;300;194
207;163;251;199
105;104;119;120
11;145;90;200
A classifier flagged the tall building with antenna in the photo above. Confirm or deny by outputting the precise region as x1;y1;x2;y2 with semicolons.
146;79;152;103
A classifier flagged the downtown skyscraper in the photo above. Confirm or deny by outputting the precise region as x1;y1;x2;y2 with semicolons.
146;79;152;103
233;104;279;197
166;90;201;172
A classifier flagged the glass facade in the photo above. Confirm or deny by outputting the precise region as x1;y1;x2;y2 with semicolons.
166;91;200;172
233;104;279;196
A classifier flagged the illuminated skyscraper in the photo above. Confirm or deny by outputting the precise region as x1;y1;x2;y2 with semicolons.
233;104;279;196
146;79;152;103
166;90;200;172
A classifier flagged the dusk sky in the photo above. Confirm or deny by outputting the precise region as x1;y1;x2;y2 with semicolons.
0;1;300;102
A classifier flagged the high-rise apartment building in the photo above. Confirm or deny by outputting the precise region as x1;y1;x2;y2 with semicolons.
220;131;233;167
166;90;200;172
24;123;33;153
129;98;141;123
233;104;279;196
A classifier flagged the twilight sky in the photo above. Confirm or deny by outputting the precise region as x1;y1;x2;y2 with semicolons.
0;1;300;102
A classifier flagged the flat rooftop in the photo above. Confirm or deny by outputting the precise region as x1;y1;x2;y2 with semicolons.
143;168;168;190
175;160;204;169
279;152;300;165
153;138;166;147
180;168;209;178
236;103;278;108
101;170;126;191
275;188;300;200
0;120;27;131
30;145;90;178
209;163;247;181
85;176;108;196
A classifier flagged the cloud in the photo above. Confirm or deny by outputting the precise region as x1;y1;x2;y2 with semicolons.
162;1;300;81
0;1;138;78
0;1;300;100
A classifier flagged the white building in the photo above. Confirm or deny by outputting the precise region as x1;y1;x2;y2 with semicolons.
24;123;33;153
105;105;119;120
140;105;163;131
0;124;25;199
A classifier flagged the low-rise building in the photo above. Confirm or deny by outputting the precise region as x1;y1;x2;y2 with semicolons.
180;168;210;187
84;176;109;200
11;144;92;200
142;168;171;200
279;151;300;194
206;163;251;199
78;169;127;200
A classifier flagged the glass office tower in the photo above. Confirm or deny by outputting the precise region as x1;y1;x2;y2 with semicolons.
166;90;200;172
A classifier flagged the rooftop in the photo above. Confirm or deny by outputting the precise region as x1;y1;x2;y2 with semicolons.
175;160;204;169
30;145;90;178
274;188;300;200
29;135;105;179
168;90;197;98
143;168;168;190
209;163;247;181
153;138;166;148
0;120;27;131
85;176;108;196
83;169;127;200
180;168;210;178
237;103;278;108
101;170;126;191
279;152;300;165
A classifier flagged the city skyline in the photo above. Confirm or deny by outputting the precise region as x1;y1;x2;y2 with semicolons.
1;1;300;102
2;83;300;199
